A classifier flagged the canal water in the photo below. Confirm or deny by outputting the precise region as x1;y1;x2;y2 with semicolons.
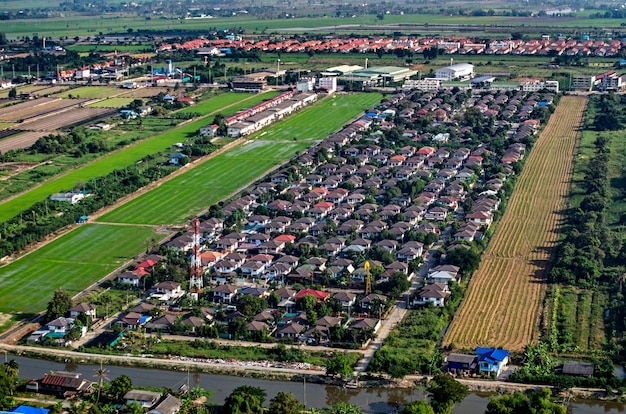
9;356;626;413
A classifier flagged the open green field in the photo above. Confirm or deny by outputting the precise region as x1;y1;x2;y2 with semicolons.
99;93;382;225
258;93;383;142
0;92;271;223
55;86;123;99
0;224;156;315
97;140;311;225
3;11;626;39
178;91;278;117
87;97;136;108
0;122;15;129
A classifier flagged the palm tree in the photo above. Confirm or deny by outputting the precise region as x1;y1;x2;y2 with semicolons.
4;359;18;378
94;361;109;403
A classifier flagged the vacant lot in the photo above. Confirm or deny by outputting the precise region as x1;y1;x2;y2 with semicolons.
258;92;383;142
0;92;267;223
443;96;587;352
0;224;156;315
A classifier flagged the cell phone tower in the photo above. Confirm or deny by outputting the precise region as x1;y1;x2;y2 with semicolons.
189;217;203;297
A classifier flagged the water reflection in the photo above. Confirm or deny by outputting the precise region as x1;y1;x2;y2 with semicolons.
8;355;626;414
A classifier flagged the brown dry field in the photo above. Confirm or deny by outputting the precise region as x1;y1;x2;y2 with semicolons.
443;95;587;352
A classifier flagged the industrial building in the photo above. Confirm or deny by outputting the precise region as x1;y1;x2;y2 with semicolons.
340;66;418;86
435;63;474;81
321;65;363;77
231;74;268;92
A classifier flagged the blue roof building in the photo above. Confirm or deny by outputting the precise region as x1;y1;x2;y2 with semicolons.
476;347;510;377
10;406;51;414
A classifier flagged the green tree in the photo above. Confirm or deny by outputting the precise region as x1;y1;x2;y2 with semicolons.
93;363;109;403
322;403;362;414
224;386;266;414
427;374;469;414
403;400;435;414
46;288;73;322
325;352;356;379
486;388;566;414
237;295;268;317
267;391;303;414
109;375;132;401
8;88;16;99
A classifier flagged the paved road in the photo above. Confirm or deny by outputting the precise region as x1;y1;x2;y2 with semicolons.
354;226;451;373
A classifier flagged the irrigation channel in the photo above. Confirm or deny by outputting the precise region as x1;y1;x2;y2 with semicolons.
8;356;626;413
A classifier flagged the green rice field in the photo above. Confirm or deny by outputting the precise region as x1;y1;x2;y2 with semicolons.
99;92;382;225
55;86;124;99
0;92;270;223
0;224;156;315
258;93;382;142
179;91;278;117
97;140;310;225
88;97;136;108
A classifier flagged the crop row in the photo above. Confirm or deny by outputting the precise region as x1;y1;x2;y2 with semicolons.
443;96;588;352
0;92;271;223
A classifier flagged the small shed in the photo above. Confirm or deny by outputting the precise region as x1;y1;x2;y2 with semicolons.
77;215;88;224
561;362;595;377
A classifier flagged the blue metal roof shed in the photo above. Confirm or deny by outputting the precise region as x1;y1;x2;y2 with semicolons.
10;406;51;414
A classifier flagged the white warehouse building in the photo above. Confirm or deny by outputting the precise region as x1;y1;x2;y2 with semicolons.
435;63;474;81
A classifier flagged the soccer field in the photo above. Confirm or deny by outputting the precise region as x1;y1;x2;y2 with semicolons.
0;224;156;315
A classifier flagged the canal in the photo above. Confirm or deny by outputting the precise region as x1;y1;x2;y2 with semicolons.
9;356;626;413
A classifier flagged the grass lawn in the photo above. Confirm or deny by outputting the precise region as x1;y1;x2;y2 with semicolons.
97;140;311;225
0;224;156;315
55;86;123;99
0;92;270;223
88;97;136;108
256;93;383;142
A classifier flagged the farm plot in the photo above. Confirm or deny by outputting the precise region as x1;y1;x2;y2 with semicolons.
442;96;588;352
0;98;89;122
0;98;58;120
88;97;136;108
0;224;156;315
0;131;50;153
54;86;124;100
19;107;117;131
117;87;171;99
258;92;383;142
178;91;279;117
0;92;269;223
98;139;311;225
